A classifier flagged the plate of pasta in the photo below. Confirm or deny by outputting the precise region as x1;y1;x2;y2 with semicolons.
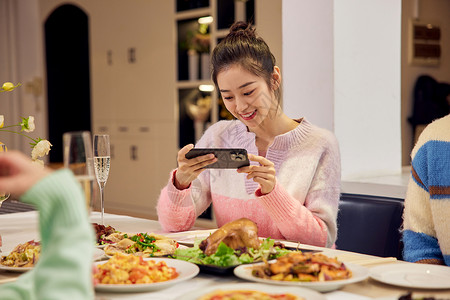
233;252;369;292
93;253;199;292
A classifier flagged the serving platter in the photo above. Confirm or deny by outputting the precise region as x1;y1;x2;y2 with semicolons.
234;261;369;292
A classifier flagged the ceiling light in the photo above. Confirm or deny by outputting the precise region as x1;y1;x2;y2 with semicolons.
199;84;214;92
198;16;213;25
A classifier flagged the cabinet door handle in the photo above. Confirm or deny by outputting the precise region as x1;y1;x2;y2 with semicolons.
130;145;138;160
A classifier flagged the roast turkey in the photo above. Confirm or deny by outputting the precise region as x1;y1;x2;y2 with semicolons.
199;218;261;255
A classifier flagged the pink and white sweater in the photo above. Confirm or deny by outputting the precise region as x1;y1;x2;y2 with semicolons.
157;119;341;247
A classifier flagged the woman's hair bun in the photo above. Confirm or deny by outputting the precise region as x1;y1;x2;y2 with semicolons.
228;21;256;38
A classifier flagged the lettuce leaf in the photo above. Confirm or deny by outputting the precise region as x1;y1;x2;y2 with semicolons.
172;238;292;267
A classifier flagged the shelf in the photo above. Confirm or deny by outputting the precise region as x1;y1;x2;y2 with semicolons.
177;80;214;89
175;7;211;20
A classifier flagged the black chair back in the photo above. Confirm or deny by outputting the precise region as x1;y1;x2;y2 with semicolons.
336;193;404;259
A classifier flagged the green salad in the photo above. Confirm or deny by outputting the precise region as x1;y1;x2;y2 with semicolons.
171;238;292;267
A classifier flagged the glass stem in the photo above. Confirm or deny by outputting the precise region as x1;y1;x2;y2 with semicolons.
99;182;106;225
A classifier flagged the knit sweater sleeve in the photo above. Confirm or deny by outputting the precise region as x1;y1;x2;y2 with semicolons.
257;131;341;248
402;158;443;263
403;115;450;265
156;127;217;232
156;170;201;231
0;169;95;300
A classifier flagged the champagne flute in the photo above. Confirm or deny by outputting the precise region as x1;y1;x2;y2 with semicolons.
63;131;95;214
0;144;10;207
93;134;110;225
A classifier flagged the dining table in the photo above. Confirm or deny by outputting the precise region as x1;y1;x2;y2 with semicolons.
1;211;450;300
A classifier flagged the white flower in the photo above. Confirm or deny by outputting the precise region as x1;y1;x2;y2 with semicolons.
0;115;4;128
21;116;35;133
31;159;44;167
31;140;52;160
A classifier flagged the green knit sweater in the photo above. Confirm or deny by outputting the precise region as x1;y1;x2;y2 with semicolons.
0;169;94;299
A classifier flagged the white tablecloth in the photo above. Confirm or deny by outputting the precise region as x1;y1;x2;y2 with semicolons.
1;211;449;300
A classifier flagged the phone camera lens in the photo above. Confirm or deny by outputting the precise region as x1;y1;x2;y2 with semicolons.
230;153;244;161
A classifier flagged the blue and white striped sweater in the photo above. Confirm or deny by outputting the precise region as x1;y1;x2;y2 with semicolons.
402;114;450;266
411;140;450;199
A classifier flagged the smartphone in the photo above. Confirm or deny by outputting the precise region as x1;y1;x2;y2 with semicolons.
185;148;250;169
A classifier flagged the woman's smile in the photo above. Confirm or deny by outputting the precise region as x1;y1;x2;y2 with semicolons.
239;110;257;120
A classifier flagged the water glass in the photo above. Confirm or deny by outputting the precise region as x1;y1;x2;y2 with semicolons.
63;131;95;213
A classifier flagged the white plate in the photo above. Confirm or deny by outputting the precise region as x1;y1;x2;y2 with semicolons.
94;257;199;292
0;248;111;272
0;252;34;273
234;262;369;292
0;264;32;273
92;248;107;261
178;282;326;300
370;263;450;289
104;244;189;259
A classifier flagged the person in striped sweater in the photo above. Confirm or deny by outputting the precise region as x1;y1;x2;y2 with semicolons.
403;113;450;265
157;22;341;248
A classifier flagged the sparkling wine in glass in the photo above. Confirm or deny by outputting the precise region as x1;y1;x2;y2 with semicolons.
93;134;110;225
63;131;95;214
0;144;10;207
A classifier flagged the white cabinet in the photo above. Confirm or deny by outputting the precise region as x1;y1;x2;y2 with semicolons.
91;1;178;219
96;121;176;219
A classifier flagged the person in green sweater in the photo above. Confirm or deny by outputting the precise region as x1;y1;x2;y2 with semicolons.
0;151;94;299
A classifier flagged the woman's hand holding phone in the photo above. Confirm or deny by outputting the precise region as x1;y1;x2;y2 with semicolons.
174;144;217;190
238;153;276;195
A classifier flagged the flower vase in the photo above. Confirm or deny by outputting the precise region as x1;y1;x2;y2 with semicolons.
201;53;210;80
188;49;199;81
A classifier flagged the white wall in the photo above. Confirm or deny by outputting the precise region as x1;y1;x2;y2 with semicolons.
283;0;402;180
282;1;334;130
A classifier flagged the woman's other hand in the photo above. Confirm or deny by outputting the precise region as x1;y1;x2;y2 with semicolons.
238;153;276;195
174;144;217;190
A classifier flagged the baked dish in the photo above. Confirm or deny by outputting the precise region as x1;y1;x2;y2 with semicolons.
251;252;352;282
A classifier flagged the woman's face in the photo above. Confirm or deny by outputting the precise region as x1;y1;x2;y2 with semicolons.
217;64;279;129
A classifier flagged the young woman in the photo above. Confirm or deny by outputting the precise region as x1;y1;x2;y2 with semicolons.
157;22;341;247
